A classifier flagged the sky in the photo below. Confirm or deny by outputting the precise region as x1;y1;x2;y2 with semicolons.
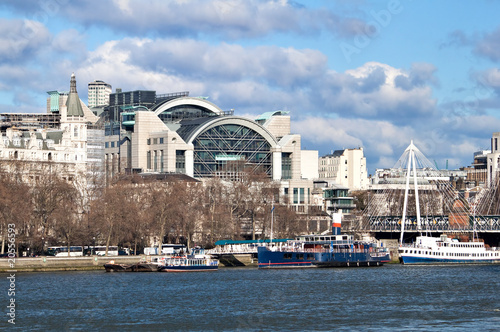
1;0;500;175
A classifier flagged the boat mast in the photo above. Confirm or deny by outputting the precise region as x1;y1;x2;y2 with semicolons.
270;203;274;245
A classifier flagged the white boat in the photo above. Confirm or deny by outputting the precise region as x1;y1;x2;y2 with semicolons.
157;248;219;272
398;234;500;264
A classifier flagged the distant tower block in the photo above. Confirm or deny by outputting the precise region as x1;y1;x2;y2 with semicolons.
88;80;112;108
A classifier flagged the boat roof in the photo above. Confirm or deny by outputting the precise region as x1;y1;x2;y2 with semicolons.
215;239;291;246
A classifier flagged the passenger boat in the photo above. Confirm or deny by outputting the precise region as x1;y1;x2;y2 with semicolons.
258;213;390;268
398;234;500;264
208;239;290;266
157;248;219;272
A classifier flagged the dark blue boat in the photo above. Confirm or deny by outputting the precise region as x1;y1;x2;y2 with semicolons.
258;214;390;268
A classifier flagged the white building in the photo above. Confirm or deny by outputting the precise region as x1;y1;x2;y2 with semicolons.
0;73;104;186
318;148;368;190
487;132;500;186
88;80;112;108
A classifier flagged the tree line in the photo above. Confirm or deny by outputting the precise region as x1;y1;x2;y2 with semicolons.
0;161;305;256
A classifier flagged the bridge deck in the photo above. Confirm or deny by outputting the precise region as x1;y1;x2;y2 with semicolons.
366;215;500;232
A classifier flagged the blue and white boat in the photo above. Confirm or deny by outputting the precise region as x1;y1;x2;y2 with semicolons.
157;248;219;272
258;214;390;268
398;234;500;264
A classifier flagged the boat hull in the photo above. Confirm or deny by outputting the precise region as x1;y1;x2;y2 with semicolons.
158;265;218;272
104;263;158;272
400;255;500;265
257;247;390;269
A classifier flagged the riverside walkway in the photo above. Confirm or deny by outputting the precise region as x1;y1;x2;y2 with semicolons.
0;255;144;272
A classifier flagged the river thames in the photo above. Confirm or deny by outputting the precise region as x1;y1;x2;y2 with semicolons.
1;264;500;331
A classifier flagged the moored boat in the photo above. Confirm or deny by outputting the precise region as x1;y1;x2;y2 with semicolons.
104;257;161;272
258;213;390;268
157;248;219;272
398;234;500;264
208;239;290;267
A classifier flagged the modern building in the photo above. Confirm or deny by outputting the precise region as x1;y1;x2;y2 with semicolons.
318;148;368;190
1;73;104;186
102;95;320;212
88;80;112;108
466;149;490;186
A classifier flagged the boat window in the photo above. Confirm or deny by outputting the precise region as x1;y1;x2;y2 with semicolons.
297;254;304;260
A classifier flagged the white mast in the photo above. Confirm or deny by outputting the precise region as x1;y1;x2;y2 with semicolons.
400;140;421;244
400;145;412;244
270;203;274;245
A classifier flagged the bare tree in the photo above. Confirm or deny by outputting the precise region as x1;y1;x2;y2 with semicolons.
52;181;83;256
0;162;32;254
30;164;76;253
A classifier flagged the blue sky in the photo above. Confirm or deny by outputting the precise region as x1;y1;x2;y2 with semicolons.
1;0;500;174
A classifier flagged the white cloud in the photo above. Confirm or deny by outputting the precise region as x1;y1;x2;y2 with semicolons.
0;19;51;62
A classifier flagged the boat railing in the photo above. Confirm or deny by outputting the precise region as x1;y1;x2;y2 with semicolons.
270;247;385;254
207;246;259;255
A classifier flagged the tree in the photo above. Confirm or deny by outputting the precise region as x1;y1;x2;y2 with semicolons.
0;162;32;255
169;181;203;249
145;181;175;247
89;180;136;256
202;177;233;244
272;205;301;238
30;164;76;253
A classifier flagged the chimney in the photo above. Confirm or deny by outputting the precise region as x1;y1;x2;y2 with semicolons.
332;213;342;235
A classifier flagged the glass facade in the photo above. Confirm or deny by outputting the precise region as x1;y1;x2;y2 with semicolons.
192;124;272;178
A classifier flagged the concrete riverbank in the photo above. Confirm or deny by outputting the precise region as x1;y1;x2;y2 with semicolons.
0;256;146;272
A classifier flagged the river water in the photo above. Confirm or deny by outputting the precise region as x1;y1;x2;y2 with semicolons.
1;264;500;331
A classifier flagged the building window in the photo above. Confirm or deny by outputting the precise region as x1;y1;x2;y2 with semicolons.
293;188;298;204
147;151;151;169
153;151;158;171
176;150;185;173
160;150;164;172
153;138;158;145
159;137;164;144
282;153;292;179
299;188;305;204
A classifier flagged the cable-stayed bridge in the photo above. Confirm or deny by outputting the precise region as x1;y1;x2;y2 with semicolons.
359;141;500;241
